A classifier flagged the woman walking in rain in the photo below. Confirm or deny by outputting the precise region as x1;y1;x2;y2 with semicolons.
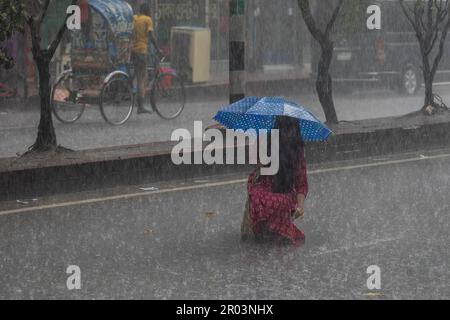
241;116;309;246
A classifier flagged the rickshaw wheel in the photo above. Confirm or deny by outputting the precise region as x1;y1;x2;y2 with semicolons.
150;72;186;120
51;70;86;124
100;72;134;126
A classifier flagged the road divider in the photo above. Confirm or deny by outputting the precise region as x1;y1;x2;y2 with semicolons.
1;150;450;216
1;111;450;202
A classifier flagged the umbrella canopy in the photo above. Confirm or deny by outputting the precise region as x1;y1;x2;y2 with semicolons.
213;97;332;142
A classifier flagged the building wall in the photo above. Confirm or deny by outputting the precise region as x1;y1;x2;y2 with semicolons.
129;0;309;75
246;0;308;72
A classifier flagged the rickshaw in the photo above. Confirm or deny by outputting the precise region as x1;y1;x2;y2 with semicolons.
52;0;186;126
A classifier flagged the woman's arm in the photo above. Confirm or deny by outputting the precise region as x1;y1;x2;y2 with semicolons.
294;148;308;220
295;148;309;197
247;167;261;192
294;193;306;220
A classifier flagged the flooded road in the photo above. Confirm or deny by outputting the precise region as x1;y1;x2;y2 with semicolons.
1;148;448;299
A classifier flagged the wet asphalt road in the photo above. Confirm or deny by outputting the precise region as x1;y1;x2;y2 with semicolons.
0;149;449;299
2;86;450;157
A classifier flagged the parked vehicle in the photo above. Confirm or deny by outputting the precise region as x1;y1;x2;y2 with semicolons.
313;0;450;95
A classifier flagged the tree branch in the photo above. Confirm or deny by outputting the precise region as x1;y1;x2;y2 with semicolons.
297;0;325;43
432;1;450;75
325;0;344;37
48;0;78;57
298;0;343;45
399;0;421;35
36;0;51;25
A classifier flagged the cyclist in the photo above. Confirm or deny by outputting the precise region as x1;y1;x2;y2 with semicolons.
131;3;162;114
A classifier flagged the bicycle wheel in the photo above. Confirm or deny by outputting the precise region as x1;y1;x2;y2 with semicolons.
151;72;186;120
52;71;86;124
100;72;134;126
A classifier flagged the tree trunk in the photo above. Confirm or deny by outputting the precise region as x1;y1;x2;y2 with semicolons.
422;58;435;109
424;73;433;108
32;53;57;151
316;42;338;124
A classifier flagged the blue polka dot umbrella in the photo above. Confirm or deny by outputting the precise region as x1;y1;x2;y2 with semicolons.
213;97;332;142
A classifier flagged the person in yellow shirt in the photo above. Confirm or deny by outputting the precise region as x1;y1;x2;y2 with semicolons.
131;3;162;113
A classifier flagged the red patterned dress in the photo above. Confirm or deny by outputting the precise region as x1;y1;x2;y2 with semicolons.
247;148;308;245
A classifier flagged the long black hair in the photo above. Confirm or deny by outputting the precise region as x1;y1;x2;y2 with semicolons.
271;116;304;194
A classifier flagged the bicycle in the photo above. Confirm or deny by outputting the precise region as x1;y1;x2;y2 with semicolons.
52;55;186;126
130;55;186;121
0;68;20;100
0;82;17;99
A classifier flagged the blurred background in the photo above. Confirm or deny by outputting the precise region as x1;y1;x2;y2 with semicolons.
2;0;450;157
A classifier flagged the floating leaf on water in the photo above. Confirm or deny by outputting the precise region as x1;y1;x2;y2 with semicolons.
205;212;217;218
144;228;154;235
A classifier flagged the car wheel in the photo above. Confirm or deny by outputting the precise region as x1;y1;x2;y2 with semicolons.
401;65;421;95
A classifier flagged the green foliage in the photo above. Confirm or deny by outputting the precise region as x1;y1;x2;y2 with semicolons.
335;0;372;36
310;0;373;38
0;0;25;69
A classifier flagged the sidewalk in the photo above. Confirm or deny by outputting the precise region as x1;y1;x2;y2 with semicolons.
0;66;313;111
